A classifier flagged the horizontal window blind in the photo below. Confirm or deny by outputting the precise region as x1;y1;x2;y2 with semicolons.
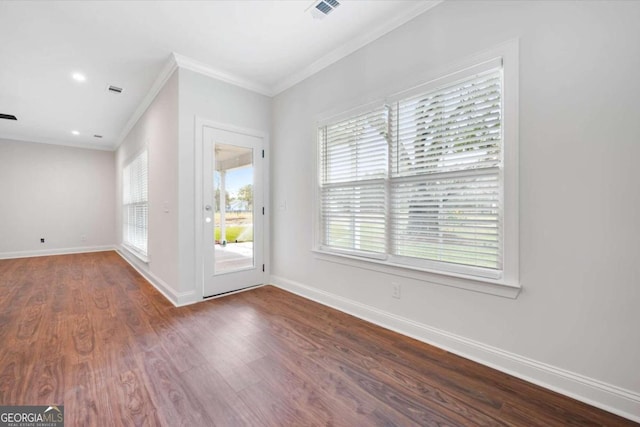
391;71;502;176
123;150;148;256
390;70;502;270
390;170;500;269
317;65;504;276
321;107;389;182
319;107;388;255
321;183;386;254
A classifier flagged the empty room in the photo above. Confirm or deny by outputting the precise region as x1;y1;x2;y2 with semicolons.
1;0;638;425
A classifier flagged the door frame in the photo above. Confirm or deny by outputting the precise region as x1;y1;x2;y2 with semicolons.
194;117;270;300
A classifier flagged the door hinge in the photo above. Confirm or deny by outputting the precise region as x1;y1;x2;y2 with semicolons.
262;149;265;158
262;207;265;215
262;264;265;272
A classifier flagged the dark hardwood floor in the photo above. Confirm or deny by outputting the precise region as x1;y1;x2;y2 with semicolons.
0;251;635;426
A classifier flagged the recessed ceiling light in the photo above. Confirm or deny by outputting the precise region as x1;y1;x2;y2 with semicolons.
72;73;86;82
71;130;80;135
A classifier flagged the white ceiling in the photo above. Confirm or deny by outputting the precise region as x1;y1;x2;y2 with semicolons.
0;1;439;151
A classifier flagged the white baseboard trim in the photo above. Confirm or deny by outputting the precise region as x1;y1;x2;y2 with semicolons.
270;275;640;423
115;249;198;308
0;245;116;260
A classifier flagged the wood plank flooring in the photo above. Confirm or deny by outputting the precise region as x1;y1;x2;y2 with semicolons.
0;251;635;426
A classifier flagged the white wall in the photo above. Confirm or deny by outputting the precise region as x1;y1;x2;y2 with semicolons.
113;67;271;305
271;0;640;419
0;138;115;257
116;71;179;298
177;69;271;301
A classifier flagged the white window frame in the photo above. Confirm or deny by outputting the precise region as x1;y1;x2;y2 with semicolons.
122;148;149;262
313;41;519;298
317;102;390;260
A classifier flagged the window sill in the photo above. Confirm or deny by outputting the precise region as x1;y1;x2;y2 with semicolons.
121;244;149;264
312;249;521;299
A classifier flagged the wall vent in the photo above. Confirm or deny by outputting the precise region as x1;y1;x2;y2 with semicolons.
310;0;340;19
107;85;123;94
0;114;17;120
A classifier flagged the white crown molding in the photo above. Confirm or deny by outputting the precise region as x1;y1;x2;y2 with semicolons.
271;0;444;95
8;3;444;152
113;2;443;149
0;134;114;152
270;275;640;423
112;2;443;149
172;53;273;97
114;55;179;150
113;52;272;151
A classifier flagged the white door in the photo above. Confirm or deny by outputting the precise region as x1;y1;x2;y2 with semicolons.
203;126;264;297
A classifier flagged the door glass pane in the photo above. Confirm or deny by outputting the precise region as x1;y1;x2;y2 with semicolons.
213;143;254;274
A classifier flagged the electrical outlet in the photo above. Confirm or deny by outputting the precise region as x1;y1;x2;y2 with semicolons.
40;238;45;243
392;282;401;299
81;234;87;242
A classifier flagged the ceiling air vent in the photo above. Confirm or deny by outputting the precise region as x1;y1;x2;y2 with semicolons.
310;0;340;19
107;85;123;94
0;114;17;120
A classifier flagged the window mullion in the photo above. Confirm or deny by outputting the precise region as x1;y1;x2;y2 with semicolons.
385;103;393;257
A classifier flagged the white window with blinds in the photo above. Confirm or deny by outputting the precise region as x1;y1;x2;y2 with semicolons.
319;106;389;257
317;53;518;287
122;149;148;259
